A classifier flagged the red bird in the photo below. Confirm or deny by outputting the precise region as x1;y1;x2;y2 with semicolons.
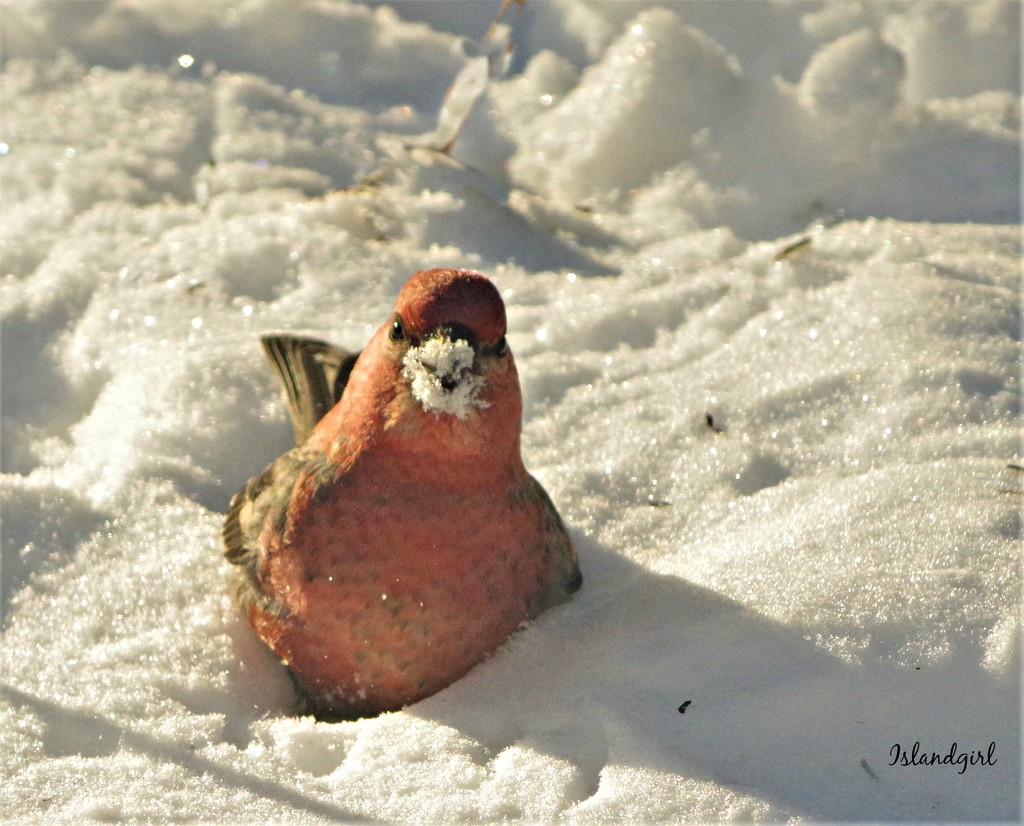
223;268;581;720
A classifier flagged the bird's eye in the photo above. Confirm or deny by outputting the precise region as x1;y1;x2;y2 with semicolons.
495;335;508;357
389;318;405;342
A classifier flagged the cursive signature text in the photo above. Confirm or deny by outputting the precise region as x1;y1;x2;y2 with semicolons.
889;741;997;775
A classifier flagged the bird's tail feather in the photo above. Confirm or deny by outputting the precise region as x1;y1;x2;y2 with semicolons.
260;335;359;445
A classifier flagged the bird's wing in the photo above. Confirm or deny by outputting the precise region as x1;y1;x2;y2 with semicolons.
223;335;355;613
221;446;307;614
260;335;360;445
530;474;582;613
222;446;332;614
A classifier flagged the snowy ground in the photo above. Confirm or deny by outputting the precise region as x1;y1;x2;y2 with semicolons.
0;0;1020;822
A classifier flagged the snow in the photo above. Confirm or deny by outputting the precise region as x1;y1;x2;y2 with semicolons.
0;0;1019;822
402;336;487;419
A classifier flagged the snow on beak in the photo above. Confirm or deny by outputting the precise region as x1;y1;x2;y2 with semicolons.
401;324;488;419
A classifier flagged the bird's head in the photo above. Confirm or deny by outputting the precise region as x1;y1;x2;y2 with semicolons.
390;268;510;421
328;269;523;465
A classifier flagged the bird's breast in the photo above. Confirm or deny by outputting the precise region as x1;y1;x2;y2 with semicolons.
254;469;550;716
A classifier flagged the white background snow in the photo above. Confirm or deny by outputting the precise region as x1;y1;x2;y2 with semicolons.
0;0;1020;822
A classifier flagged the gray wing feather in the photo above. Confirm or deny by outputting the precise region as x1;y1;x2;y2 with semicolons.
221;447;313;614
530;475;582;613
223;335;355;612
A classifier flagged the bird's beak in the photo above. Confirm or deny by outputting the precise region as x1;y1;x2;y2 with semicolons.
401;324;487;418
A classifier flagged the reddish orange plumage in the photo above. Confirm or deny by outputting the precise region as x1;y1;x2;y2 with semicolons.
223;269;580;719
